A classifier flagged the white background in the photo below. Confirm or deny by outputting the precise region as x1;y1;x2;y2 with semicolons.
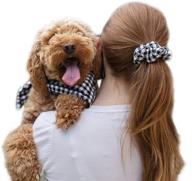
0;0;191;180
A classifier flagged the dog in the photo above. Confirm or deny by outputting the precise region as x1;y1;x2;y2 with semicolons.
3;19;101;181
21;19;101;128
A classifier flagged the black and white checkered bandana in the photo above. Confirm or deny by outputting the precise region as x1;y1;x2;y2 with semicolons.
133;41;172;64
16;72;97;109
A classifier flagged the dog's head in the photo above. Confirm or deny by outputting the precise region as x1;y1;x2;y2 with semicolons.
27;20;101;97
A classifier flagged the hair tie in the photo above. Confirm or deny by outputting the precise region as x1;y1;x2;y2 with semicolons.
133;41;172;64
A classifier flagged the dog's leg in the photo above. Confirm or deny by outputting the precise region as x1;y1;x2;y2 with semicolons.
3;124;41;181
22;90;55;124
55;95;86;129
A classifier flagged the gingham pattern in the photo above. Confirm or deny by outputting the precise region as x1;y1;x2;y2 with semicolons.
133;41;172;64
16;72;97;109
16;81;32;109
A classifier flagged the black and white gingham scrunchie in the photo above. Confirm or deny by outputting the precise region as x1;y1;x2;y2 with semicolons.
16;72;97;109
133;41;172;64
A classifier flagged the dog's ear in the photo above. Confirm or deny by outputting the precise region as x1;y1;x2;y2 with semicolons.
27;41;49;98
92;36;103;80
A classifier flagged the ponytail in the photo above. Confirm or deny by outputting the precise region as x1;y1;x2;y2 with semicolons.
126;61;184;180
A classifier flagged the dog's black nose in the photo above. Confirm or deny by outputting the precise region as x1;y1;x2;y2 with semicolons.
63;44;75;54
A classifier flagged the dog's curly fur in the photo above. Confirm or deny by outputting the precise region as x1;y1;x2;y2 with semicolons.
24;19;100;127
4;124;41;181
3;19;101;181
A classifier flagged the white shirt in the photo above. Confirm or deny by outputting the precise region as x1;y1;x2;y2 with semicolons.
33;105;142;181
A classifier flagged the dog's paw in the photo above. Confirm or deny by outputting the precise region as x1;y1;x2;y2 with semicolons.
55;95;86;129
56;106;82;129
56;117;74;129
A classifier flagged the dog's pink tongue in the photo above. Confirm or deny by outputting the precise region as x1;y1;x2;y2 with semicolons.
62;64;80;86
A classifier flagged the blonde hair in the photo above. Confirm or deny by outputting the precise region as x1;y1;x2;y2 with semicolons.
101;2;184;181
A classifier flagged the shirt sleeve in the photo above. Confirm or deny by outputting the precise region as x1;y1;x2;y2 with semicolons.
33;111;56;171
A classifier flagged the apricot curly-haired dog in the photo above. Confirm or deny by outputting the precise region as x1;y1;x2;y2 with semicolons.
3;19;101;181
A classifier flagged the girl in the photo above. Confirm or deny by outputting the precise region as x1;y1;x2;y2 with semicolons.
99;2;184;180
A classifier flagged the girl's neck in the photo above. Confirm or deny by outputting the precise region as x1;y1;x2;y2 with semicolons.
93;69;130;106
